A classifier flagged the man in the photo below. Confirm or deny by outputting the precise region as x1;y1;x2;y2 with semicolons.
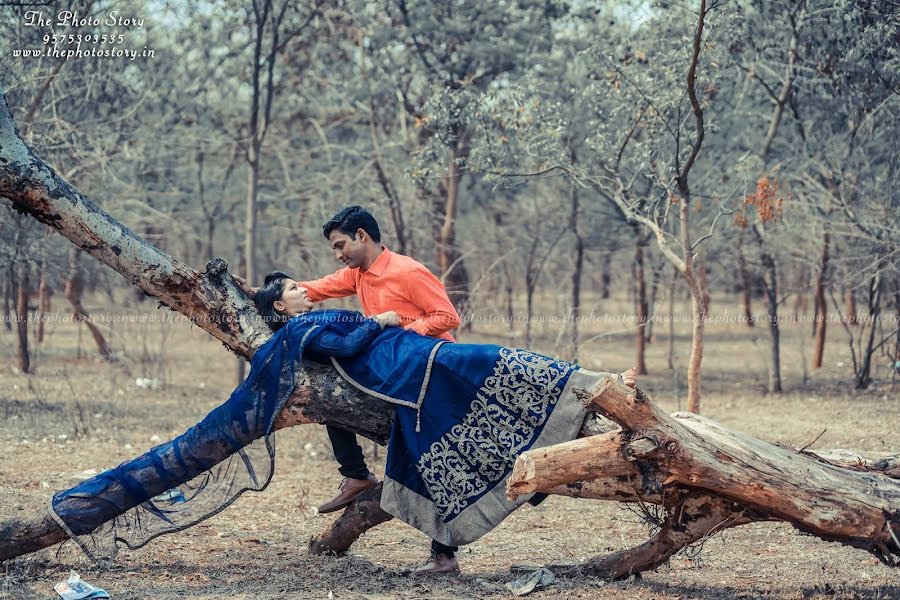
238;206;462;573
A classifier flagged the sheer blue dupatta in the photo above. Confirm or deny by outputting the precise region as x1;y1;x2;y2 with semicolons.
49;312;330;562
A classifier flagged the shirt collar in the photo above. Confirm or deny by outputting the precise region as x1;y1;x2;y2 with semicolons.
364;246;391;277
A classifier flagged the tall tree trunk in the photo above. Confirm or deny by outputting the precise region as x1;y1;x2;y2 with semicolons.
569;185;584;362
36;246;50;343
683;257;711;413
240;159;258;387
206;218;216;262
686;285;706;413
738;230;754;327
504;264;515;332
244;153;259;288
645;259;664;343
845;287;858;326
235;247;247;385
3;263;11;332
196;148;216;262
64;247;111;359
634;241;649;375
525;282;535;349
14;262;30;374
812;232;830;369
600;253;611;300
761;251;782;393
793;265;808;320
358;31;408;255
698;261;711;315
856;272;881;389
437;144;470;317
667;266;678;371
750;223;782;393
893;286;900;391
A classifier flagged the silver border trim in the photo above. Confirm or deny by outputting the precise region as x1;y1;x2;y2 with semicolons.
330;340;447;409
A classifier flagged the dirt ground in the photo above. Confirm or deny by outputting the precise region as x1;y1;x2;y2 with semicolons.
1;292;898;599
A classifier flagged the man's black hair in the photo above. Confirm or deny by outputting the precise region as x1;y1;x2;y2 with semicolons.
254;270;293;332
322;205;381;243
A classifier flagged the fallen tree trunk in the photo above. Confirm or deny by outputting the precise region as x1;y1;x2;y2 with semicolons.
507;380;900;575
308;484;392;555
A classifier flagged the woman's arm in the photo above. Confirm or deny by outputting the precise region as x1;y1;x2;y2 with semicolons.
306;312;400;358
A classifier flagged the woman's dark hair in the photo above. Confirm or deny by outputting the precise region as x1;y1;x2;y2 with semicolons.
323;205;381;243
254;270;293;331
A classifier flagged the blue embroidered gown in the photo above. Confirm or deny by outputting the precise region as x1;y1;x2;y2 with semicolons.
51;309;606;558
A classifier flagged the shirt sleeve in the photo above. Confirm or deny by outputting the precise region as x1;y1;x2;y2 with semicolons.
305;319;383;358
403;264;461;337
298;268;357;303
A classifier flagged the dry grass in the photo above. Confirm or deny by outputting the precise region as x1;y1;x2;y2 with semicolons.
1;292;898;599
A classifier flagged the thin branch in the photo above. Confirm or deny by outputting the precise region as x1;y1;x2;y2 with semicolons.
616;103;650;172
678;0;708;181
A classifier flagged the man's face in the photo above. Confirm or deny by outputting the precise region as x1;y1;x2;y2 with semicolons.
329;229;367;269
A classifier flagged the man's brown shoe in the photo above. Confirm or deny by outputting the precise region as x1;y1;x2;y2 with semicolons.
317;474;378;514
413;552;460;575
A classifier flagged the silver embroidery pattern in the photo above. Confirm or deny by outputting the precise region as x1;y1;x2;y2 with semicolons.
416;347;574;518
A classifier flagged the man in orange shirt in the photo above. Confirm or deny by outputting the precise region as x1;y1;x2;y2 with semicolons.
298;206;460;512
296;206;462;572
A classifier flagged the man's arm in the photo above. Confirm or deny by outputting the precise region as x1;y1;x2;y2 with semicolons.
298;268;357;303
404;264;461;337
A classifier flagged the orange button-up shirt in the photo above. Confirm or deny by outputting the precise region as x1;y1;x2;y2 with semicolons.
299;248;460;341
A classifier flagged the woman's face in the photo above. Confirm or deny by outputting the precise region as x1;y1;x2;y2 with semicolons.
273;279;313;317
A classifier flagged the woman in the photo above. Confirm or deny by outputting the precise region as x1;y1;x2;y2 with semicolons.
50;271;635;569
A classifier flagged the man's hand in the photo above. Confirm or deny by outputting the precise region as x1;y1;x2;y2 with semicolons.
372;311;400;327
620;367;637;389
233;274;258;299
